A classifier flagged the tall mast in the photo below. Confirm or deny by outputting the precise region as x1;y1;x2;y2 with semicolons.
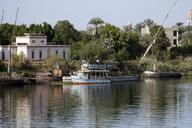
0;10;4;31
138;0;179;67
0;10;4;44
8;7;19;76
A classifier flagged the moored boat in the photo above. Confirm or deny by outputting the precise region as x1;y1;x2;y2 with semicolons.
143;71;182;78
71;69;111;84
70;63;111;84
0;78;26;86
62;76;72;83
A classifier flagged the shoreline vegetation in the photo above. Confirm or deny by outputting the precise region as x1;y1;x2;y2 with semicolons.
0;18;192;78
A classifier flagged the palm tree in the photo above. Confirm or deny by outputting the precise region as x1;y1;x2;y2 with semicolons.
123;21;133;32
87;17;104;39
176;22;183;27
134;22;144;36
142;19;155;28
181;30;192;45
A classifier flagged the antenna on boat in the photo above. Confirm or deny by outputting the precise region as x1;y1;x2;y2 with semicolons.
8;7;19;76
138;0;179;67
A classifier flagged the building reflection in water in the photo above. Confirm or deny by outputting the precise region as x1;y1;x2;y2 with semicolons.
62;84;114;127
16;97;30;128
0;77;191;127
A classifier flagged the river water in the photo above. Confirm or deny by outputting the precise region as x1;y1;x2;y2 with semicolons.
0;77;192;128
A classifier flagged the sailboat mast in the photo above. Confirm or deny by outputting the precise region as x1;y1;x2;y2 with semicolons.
8;7;19;76
0;10;4;45
0;10;4;31
138;0;179;67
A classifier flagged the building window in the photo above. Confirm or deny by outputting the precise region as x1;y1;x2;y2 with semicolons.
2;51;5;60
41;40;44;43
63;51;65;59
31;51;34;59
32;40;35;43
173;31;177;37
55;51;58;55
39;51;42;59
173;39;177;46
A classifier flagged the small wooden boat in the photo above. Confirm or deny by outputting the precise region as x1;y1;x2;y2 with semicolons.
0;78;26;86
143;71;182;78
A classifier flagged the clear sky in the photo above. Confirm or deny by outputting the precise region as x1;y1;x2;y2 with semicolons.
1;0;192;30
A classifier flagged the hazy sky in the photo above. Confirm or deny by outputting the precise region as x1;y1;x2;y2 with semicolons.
1;0;191;30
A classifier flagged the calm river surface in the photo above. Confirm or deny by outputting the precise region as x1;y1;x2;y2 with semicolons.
0;77;192;128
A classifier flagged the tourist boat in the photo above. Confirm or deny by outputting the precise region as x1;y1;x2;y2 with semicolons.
70;63;111;84
62;76;72;83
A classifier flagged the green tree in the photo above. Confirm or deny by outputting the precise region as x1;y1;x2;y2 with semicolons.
29;24;43;33
87;17;104;39
134;22;144;36
16;24;28;36
0;60;6;71
45;54;62;68
12;53;32;70
99;23;122;53
123;22;133;33
79;30;93;42
53;20;80;45
149;25;170;60
42;22;54;42
120;32;144;60
180;26;192;46
70;41;109;62
0;23;13;45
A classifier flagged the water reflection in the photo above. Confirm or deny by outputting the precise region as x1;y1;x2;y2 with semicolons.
0;77;191;127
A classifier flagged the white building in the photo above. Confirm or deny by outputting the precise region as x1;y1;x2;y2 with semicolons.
141;26;180;47
141;26;150;36
0;33;70;61
164;26;180;47
187;10;192;26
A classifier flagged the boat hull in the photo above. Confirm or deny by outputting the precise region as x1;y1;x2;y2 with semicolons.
143;71;182;78
111;76;139;82
0;79;26;86
62;76;72;83
71;75;110;84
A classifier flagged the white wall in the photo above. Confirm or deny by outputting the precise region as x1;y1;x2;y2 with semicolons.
26;46;70;61
17;46;28;58
0;46;10;61
16;37;30;45
16;36;47;46
29;37;47;46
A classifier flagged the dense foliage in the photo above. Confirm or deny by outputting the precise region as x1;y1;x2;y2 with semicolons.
0;18;192;74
